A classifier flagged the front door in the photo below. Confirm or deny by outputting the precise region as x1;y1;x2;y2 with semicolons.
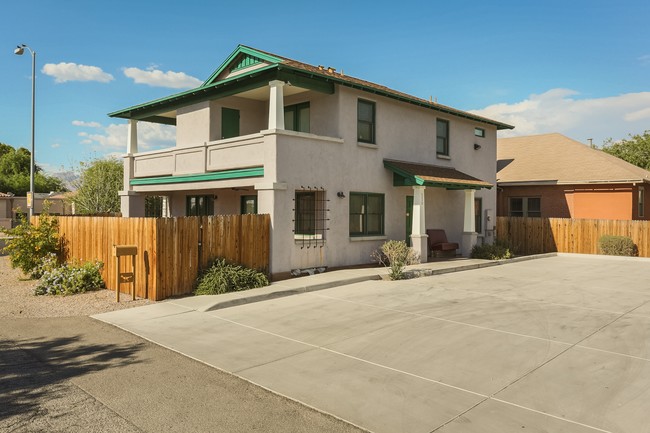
406;195;413;246
222;108;240;139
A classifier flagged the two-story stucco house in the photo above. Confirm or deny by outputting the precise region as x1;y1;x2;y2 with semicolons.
109;45;513;279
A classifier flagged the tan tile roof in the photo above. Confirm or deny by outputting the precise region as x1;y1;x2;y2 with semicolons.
384;159;492;188
245;46;514;130
497;133;650;185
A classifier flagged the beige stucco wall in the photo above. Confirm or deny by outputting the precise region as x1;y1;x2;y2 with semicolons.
125;82;499;276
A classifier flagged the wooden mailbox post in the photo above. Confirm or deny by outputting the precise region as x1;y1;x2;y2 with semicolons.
113;245;137;302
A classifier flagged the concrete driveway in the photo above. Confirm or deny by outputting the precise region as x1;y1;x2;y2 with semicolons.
95;254;650;433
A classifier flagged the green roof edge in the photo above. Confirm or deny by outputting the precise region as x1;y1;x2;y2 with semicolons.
130;167;264;186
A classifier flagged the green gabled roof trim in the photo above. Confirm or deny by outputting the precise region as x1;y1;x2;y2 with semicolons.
202;45;283;87
109;45;513;131
130;167;264;186
230;54;263;73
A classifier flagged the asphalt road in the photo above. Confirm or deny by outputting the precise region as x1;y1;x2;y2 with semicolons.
0;316;365;433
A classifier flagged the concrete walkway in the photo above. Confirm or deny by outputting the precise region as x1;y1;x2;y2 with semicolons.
94;254;650;433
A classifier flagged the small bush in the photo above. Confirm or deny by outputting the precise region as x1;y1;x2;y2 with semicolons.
598;235;637;256
194;258;269;295
470;242;513;260
35;259;104;296
372;240;419;280
1;210;60;278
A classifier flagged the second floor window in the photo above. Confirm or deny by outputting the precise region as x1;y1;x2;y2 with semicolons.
437;119;449;156
357;99;376;144
284;102;310;133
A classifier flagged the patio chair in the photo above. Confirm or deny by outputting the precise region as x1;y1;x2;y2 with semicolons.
426;229;459;257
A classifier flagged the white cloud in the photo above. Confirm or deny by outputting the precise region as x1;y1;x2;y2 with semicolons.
42;62;114;83
51;143;61;149
123;66;202;89
72;120;102;128
78;121;176;153
638;54;650;66
470;89;650;146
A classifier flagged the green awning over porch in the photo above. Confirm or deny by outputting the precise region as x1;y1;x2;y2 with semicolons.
384;159;492;190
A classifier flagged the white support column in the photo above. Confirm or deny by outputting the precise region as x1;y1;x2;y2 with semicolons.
461;189;478;256
120;119;144;217
127;119;138;154
268;80;285;130
410;185;428;263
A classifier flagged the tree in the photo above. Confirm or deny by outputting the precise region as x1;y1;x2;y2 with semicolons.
72;157;123;214
601;131;650;170
0;142;66;195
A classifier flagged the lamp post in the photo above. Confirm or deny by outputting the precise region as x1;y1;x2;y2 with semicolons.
14;44;36;219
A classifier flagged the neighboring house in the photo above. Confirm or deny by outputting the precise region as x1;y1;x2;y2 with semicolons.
497;133;650;220
109;44;513;278
0;192;73;229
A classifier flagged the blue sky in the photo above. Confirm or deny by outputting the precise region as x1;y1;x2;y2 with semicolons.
1;0;649;173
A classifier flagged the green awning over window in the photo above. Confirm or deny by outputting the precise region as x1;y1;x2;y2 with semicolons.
384;159;492;190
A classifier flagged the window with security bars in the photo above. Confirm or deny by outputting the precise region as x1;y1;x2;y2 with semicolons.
293;188;329;248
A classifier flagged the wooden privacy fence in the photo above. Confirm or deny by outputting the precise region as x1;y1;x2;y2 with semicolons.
497;216;650;257
33;214;270;301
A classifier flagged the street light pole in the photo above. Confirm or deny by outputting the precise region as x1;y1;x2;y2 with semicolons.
14;44;36;219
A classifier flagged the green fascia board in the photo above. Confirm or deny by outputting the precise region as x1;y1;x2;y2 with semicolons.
202;45;284;87
277;65;513;131
108;65;279;120
130;167;264;186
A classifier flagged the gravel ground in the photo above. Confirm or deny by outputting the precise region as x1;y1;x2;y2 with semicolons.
0;255;153;318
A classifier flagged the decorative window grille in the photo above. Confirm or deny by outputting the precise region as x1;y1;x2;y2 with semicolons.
293;187;329;248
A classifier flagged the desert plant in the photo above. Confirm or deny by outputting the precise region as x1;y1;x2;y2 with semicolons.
470;242;513;260
1;209;60;278
372;240;419;280
34;259;104;296
598;235;637;256
194;258;269;295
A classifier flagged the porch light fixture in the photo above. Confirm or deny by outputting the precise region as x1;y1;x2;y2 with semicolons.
337;191;346;198
14;43;36;218
474;143;481;150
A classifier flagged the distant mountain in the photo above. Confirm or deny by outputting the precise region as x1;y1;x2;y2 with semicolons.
49;170;79;192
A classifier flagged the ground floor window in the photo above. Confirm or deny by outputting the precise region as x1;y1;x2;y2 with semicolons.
146;196;164;217
639;187;645;218
186;195;213;216
240;195;257;214
509;197;541;217
349;192;384;236
293;189;328;247
474;197;482;233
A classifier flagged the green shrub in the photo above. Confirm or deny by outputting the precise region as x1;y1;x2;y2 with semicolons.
35;258;104;296
1;210;60;278
372;240;419;280
598;235;637;256
470;242;513;260
194;258;269;295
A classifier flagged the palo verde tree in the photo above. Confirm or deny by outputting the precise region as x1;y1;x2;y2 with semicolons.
71;157;123;214
601;130;650;170
0;142;66;195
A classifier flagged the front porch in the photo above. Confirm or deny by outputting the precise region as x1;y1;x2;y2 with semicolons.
384;159;493;261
